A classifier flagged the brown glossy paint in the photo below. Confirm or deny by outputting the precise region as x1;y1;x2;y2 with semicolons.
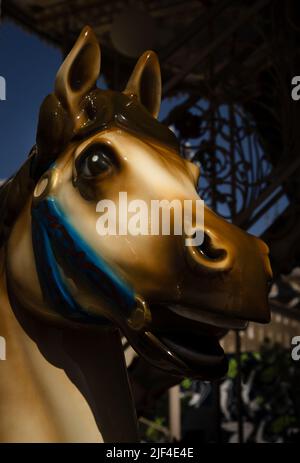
0;26;272;442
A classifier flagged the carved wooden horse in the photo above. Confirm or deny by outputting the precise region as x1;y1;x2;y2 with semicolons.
0;27;272;442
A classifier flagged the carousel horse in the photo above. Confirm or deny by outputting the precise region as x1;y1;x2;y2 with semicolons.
0;26;272;443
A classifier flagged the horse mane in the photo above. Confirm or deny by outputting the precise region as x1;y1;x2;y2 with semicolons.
0;151;36;249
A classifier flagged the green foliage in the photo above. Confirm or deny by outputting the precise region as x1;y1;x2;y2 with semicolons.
145;417;166;441
241;353;249;363
227;358;238;378
271;416;296;434
140;340;300;443
261;365;277;383
181;378;192;389
256;395;264;405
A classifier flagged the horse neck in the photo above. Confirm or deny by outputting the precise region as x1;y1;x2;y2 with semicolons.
0;235;138;442
0;246;105;442
0;258;59;441
0;250;23;359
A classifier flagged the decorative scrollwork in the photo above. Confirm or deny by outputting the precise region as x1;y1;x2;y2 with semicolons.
171;102;273;220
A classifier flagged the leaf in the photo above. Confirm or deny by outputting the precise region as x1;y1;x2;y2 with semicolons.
181;378;192;389
271;416;296;434
228;358;238;379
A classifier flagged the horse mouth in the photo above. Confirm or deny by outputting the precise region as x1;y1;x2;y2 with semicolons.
126;303;248;380
150;328;226;374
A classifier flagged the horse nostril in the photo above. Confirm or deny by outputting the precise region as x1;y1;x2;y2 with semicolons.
186;230;233;272
196;233;226;261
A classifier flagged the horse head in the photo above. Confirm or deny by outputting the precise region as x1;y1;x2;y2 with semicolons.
3;26;272;383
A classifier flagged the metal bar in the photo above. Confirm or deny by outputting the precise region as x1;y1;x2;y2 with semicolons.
162;94;200;124
229;103;237;217
234;155;300;227
162;0;271;95
244;188;285;230
159;0;237;61
162;36;270;118
235;330;244;443
35;0;115;24
2;0;61;47
169;385;181;441
271;302;300;322
214;381;222;443
34;0;198;27
209;21;217;211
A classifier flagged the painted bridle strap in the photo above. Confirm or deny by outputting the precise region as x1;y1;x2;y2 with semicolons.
31;197;136;324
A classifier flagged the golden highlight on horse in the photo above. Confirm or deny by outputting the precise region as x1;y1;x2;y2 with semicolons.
0;26;272;443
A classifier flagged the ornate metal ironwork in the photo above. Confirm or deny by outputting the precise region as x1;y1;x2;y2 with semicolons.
173;101;273;219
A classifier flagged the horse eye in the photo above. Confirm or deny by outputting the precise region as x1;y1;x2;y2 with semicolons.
76;144;115;178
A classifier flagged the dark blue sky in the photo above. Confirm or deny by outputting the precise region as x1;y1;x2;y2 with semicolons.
0;21;61;179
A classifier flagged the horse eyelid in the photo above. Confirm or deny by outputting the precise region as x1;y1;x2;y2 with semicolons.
75;143;118;170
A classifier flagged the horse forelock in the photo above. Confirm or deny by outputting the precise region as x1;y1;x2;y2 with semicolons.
74;89;178;151
37;88;178;163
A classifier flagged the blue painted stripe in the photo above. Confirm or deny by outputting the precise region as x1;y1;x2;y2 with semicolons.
31;196;136;322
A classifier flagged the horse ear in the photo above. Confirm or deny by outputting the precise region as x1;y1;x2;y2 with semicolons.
35;27;100;171
54;26;101;125
124;51;161;119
